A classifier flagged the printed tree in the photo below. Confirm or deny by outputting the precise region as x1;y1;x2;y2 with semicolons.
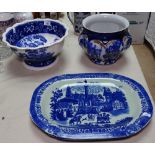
112;90;128;109
50;89;63;120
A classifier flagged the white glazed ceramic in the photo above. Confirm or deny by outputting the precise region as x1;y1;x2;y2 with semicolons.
2;19;68;71
83;13;129;33
30;73;153;140
79;14;132;65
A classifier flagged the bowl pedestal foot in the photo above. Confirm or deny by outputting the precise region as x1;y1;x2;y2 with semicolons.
23;56;59;71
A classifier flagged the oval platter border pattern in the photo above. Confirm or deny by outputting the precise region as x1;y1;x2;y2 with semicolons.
29;73;153;140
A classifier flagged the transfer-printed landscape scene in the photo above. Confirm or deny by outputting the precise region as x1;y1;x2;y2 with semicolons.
50;80;132;128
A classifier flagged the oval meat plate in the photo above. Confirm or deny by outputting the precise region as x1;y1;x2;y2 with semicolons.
30;73;153;140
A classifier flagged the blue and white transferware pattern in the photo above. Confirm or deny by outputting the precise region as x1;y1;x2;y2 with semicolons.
79;14;132;65
30;73;153;140
2;19;68;70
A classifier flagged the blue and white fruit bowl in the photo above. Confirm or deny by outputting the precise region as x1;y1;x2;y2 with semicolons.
79;14;132;65
2;19;68;70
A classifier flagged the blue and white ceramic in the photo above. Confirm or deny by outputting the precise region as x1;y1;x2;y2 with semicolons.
30;73;153;140
79;14;132;65
2;19;68;70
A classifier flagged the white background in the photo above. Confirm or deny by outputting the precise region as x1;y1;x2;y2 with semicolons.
0;0;154;154
0;0;155;11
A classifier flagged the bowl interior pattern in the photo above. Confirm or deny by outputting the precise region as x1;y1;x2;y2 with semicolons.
2;19;68;70
4;19;67;49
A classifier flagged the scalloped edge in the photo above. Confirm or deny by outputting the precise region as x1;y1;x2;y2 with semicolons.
2;18;69;50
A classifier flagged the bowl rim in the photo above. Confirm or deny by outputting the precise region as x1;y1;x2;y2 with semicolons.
2;18;69;50
82;13;130;34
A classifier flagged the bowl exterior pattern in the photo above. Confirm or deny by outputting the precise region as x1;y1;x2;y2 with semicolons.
11;41;64;67
3;19;67;68
79;29;132;65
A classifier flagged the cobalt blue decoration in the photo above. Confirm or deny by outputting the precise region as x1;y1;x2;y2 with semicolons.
16;34;48;48
29;73;153;140
2;19;68;70
79;14;132;65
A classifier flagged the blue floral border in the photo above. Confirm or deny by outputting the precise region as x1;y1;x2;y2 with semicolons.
29;73;153;140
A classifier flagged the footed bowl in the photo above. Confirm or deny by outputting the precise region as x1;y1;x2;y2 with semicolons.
79;14;132;65
2;19;68;70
